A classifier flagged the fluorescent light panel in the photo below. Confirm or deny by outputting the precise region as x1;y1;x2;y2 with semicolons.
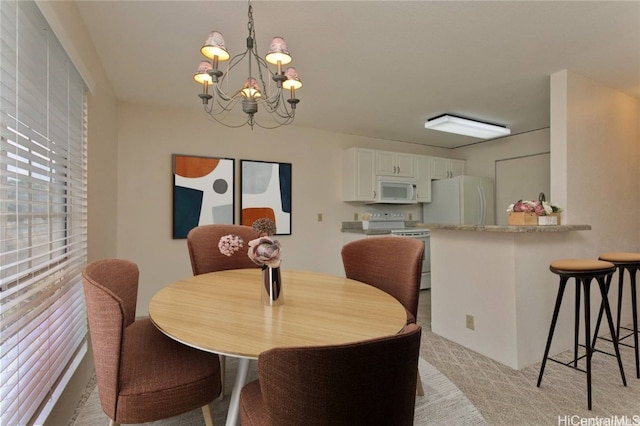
425;115;511;139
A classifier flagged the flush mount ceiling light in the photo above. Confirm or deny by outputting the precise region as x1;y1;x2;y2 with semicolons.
193;0;302;129
424;114;511;139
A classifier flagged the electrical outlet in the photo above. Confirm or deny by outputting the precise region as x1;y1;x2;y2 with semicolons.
317;213;323;222
466;314;475;330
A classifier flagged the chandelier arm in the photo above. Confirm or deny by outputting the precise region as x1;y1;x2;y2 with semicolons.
203;93;243;115
206;113;252;129
255;98;295;122
252;113;295;130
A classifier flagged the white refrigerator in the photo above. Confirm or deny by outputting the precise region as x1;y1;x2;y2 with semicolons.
422;175;495;225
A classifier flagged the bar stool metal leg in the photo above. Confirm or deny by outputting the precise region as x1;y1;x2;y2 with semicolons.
631;270;639;378
592;262;640;378
537;277;568;387
597;275;627;388
582;277;593;409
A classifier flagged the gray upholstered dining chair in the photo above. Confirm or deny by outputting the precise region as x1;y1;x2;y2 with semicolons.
341;236;426;396
239;324;422;426
82;258;221;426
187;224;260;396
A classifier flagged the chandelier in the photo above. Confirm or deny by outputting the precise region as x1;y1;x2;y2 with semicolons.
193;0;302;129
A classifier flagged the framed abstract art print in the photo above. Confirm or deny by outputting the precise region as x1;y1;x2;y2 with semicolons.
172;154;235;239
240;160;292;235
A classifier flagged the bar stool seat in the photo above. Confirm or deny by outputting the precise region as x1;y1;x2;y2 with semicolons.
537;258;626;410
593;252;640;378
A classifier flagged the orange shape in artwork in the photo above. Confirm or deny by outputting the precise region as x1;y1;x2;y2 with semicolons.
175;156;220;178
242;208;276;228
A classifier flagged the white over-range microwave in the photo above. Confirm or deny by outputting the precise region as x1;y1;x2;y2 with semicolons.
366;176;418;204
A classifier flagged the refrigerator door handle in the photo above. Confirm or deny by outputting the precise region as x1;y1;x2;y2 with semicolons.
477;186;486;225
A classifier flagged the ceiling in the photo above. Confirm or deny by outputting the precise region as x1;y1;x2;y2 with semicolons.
74;1;640;149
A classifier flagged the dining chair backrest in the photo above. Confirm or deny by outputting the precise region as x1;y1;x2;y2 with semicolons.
341;236;424;323
240;324;422;426
82;258;138;414
187;224;260;275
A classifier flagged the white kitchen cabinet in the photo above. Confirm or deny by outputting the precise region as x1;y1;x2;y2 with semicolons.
429;157;466;179
415;155;431;202
449;159;466;177
375;151;415;177
342;148;376;201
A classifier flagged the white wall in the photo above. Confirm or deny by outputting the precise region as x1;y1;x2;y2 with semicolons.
115;102;453;316
553;70;640;253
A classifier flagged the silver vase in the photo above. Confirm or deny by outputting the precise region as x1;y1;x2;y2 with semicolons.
261;266;283;306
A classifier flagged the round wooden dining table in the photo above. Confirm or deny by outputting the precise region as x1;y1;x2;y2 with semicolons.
148;268;407;426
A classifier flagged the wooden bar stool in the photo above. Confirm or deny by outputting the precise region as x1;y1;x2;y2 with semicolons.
592;252;640;378
537;258;626;410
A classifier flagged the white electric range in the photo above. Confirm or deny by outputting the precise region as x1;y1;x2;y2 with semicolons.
366;212;430;290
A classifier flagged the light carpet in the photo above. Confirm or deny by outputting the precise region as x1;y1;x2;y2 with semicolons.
70;356;486;425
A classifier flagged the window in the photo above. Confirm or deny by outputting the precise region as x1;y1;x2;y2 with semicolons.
0;1;88;424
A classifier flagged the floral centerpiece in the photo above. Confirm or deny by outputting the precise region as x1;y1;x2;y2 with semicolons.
216;218;281;267
247;218;281;269
218;218;283;305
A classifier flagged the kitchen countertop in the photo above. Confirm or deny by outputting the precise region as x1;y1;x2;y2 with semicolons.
418;223;591;233
342;221;591;234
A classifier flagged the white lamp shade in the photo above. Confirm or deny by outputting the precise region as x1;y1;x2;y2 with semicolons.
201;31;230;61
265;37;292;65
193;61;213;84
424;115;511;139
282;67;302;90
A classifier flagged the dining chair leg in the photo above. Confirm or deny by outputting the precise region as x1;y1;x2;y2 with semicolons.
220;355;226;399
416;369;424;396
202;404;214;426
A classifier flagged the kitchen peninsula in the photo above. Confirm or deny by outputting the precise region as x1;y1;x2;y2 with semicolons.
421;222;591;369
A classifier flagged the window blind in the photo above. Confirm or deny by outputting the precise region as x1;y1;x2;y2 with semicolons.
0;1;88;424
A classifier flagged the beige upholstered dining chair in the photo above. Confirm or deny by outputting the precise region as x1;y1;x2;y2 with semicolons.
341;236;426;396
239;324;422;426
82;259;221;426
187;224;260;396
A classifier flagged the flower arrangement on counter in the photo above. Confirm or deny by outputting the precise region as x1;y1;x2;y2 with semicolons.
507;199;562;216
217;218;282;269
